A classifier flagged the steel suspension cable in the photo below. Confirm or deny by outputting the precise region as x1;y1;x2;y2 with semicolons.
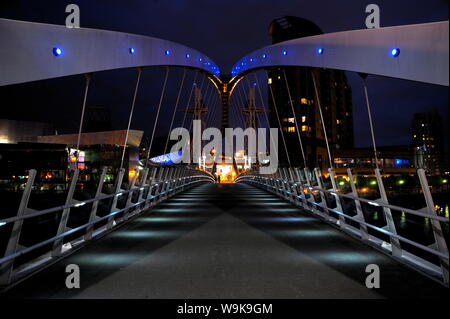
282;69;307;167
361;75;380;170
203;83;215;125
180;71;198;130
145;67;170;166
75;73;92;167
263;70;292;167
188;75;207;132
120;67;142;170
189;76;206;132
245;74;279;164
311;69;334;170
235;81;250;127
163;68;187;155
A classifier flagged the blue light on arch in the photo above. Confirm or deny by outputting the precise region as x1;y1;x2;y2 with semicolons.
53;47;63;57
165;49;171;55
317;48;324;55
391;48;400;57
129;47;136;54
282;50;288;56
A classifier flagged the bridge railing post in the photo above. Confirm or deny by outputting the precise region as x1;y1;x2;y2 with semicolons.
281;168;290;200
124;169;139;220
137;168;150;203
52;169;80;257
0;169;36;286
417;168;449;284
153;167;164;203
170;167;180;194
287;167;297;204
374;168;402;258
313;168;332;221
161;167;171;198
106;168;125;230
347;168;369;241
84;168;106;241
328;168;347;229
293;167;305;207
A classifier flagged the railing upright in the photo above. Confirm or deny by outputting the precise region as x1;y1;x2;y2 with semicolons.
314;168;331;220
347;168;369;241
106;168;125;230
124;169;139;219
328;168;346;229
137;168;150;203
374;168;402;258
417;168;449;284
84;168;107;241
52;169;80;257
0;169;36;286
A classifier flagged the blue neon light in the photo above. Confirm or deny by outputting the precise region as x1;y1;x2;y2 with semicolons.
282;50;288;56
317;48;324;55
391;48;400;57
165;49;171;55
150;151;183;165
53;47;63;57
129;47;136;54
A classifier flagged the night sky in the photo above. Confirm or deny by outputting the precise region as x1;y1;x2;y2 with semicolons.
0;1;448;156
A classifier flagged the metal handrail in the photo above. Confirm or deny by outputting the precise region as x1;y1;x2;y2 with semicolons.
0;166;214;287
236;167;449;285
0;175;214;226
242;179;449;260
0;177;209;265
236;176;449;223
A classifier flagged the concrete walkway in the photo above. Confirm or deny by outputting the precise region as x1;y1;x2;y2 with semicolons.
2;183;448;299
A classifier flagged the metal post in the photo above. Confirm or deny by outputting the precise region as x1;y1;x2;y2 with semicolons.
374;168;402;257
124;169;138;219
52;169;79;257
107;168;125;230
138;168;150;202
328;168;346;229
347;168;369;241
314;168;331;220
0;170;36;286
85;168;106;240
417;168;449;284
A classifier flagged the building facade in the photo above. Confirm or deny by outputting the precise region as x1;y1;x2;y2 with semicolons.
267;17;354;170
411;111;445;174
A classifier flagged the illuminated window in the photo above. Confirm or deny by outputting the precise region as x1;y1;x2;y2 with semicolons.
336;119;341;124
287;117;295;123
301;125;309;132
300;98;308;104
268;78;272;84
288;127;295;133
302;116;306;123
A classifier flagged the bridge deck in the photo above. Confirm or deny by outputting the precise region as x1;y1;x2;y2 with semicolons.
2;183;448;299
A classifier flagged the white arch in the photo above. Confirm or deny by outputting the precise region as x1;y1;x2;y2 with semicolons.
231;21;449;86
0;19;220;86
